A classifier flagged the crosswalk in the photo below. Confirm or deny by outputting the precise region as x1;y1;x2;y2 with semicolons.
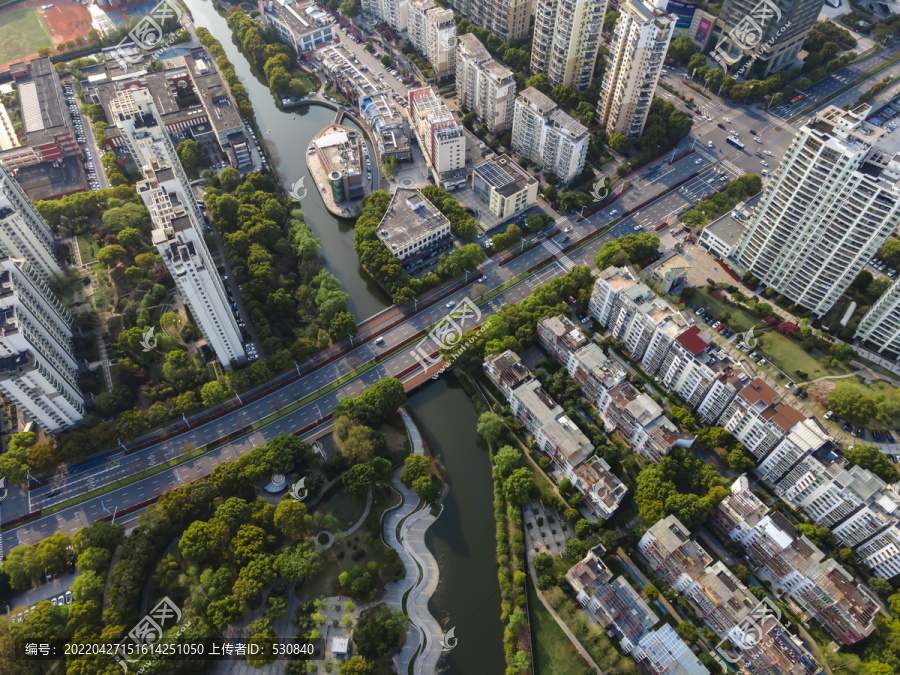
720;159;743;177
540;238;575;272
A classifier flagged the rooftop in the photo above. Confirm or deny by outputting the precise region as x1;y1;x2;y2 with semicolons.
675;325;710;356
263;0;335;36
473;154;537;198
19;58;68;136
484;349;533;390
539;315;586;352
313;125;364;178
376;188;450;253
12;157;86;201
572;343;627;390
515;379;594;465
518;87;557;116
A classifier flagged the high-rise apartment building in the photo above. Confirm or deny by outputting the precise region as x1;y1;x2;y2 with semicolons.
596;0;676;138
532;0;606;90
735;105;900;316
511;87;590;185
655;326;736;409
456;34;516;133
361;0;408;30
716;378;806;459
408;87;467;187
0;257;83;431
453;0;532;41
709;0;826;79
408;0;456;78
0;161;62;279
855;278;900;358
117;89;246;368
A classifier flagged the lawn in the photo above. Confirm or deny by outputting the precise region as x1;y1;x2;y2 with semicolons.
76;234;97;263
311;481;368;530
0;6;52;66
527;577;593;675
754;330;852;382
691;288;760;333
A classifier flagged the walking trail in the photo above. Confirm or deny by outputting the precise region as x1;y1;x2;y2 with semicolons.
383;408;443;675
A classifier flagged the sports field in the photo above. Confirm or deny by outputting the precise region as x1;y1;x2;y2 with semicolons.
0;5;52;67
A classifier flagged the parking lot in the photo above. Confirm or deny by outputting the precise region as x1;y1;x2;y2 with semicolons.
62;79;101;192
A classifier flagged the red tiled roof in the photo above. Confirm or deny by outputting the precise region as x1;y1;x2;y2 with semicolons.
740;378;778;406
676;325;709;356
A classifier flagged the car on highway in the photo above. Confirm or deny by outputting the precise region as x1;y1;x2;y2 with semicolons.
695;158;702;164
708;141;714;147
446;300;456;308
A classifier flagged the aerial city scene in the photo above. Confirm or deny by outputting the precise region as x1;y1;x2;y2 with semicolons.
3;0;900;672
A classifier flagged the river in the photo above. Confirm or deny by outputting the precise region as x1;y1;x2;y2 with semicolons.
184;0;390;320
181;3;505;672
409;377;505;675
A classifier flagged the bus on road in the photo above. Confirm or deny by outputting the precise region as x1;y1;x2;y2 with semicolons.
726;136;745;150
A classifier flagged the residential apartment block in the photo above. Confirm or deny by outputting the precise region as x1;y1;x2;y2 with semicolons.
484;350;627;519
633;623;710;675
531;0;606;91
600;382;693;462
596;0;676;138
694;370;745;424
375;188;452;260
656;325;737;409
587;576;660;652
408;0;456;79
0;162;62;279
511;87;590;185
258;0;336;59
716;378;806;460
472;155;538;220
120;89;245;368
716;477;878;645
361;0;408;30
455;34;516;133
452;0;532;41
640;515;820;674
0;257;84;431
856;275;900;358
735;105;900;316
408;87;467;189
566;544;612;605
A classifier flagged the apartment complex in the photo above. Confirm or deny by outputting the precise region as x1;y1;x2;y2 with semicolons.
408;87;467;188
639;515;820;674
472;155;538;219
0;257;83;431
716;477;878;645
258;0;336;59
710;0;826;79
531;0;606;90
735;105;900;316
119;89;245;368
455;34;516;133
88;47;255;172
588;266;689;374
596;0;676;138
855;276;900;358
633;623;710;675
716;378;807;460
361;0;408;30
452;0;532;41
375;188;452;260
484;350;627;519
408;0;456;78
0;162;62;279
656;325;737;409
511;88;590;185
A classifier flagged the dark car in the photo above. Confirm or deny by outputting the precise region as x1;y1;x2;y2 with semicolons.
776;373;785;379
717;123;726;130
749;130;757;135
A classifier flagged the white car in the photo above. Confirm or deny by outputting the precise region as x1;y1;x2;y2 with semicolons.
762;169;769;175
446;300;456;308
51;598;57;606
695;159;703;165
564;226;573;233
610;209;618;216
764;150;773;156
723;117;731;123
760;161;769;167
708;141;714;147
706;116;712;122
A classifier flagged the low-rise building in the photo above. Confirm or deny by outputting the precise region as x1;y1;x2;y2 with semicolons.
587;576;659;652
633;623;710;675
511;87;589;185
565;544;612;605
375;188;451;260
258;0;336;59
311;125;366;203
600;382;694;462
472;155;537;220
645;254;691;294
698;203;750;260
716;378;807;460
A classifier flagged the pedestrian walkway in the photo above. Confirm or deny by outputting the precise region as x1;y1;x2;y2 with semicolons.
382;408;442;675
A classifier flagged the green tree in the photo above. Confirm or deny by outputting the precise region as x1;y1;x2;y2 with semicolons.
831;342;855;360
828;383;877;426
176;139;202;172
97;244;127;268
274;499;307;540
477;411;507;445
201;381;229;407
868;577;893;598
274;542;321;584
401;453;431;487
329;311;358;341
220;167;242;192
644;584;659;602
340;0;360;16
352;605;407;658
343;463;376;496
845;444;900;482
75;547;111;574
494;445;521;477
676;621;699;643
725;447;756;471
526;73;551;93
608;133;631;154
503;467;534;505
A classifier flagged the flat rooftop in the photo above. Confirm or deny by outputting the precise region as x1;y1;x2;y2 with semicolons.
20;57;67;135
314;125;363;177
474;154;537;198
376;188;450;252
264;0;334;36
13;158;86;201
518;87;557;116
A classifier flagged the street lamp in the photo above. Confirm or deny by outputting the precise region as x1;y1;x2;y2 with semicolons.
293;360;302;377
0;477;6;566
314;402;322;420
234;389;242;404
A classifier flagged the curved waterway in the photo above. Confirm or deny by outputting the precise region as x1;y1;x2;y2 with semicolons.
184;0;391;319
409;377;505;675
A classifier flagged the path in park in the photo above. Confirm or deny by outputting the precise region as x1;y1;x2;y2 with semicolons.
382;408;442;675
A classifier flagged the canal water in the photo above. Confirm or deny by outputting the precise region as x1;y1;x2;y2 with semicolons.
409;377;505;675
182;3;505;672
184;0;391;320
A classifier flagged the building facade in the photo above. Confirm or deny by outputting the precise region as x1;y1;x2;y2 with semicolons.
120;89;246;368
735;105;900;316
716;378;806;459
408;0;456;78
408;87;467;188
456;34;516;133
531;0;607;90
259;0;337;57
472;155;538;219
511;87;590;185
375;188;452;260
0;162;62;279
0;257;83;431
452;0;532;41
596;0;676;138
